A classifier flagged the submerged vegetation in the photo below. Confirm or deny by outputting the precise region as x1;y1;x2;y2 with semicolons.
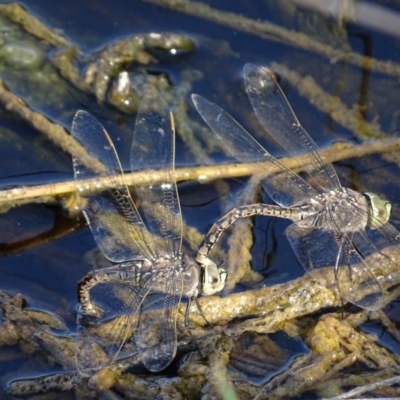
0;2;400;399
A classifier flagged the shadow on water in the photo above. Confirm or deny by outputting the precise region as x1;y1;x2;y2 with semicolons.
0;0;400;399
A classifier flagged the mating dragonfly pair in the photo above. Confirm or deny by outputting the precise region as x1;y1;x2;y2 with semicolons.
73;64;398;375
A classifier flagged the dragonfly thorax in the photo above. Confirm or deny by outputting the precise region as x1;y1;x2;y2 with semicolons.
181;254;201;298
150;253;201;297
302;188;370;233
153;253;182;270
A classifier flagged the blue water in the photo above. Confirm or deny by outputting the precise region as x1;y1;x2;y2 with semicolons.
0;0;400;398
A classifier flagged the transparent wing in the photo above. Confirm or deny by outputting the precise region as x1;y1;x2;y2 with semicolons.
76;262;183;373
286;222;340;270
366;221;400;256
131;89;182;257
354;221;400;282
135;265;183;372
192;94;318;207
244;63;341;194
75;264;143;373
286;221;383;310
336;234;383;310
72;111;156;262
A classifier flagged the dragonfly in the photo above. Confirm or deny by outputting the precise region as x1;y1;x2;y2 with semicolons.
192;63;400;311
71;89;226;374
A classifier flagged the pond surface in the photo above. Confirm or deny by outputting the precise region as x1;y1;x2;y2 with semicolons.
0;1;400;399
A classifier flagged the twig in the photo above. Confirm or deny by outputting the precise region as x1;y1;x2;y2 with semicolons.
2;137;400;207
0;3;69;47
324;375;400;399
0;78;103;172
188;244;400;328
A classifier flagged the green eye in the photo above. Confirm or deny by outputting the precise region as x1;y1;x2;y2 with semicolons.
201;259;227;295
364;192;392;229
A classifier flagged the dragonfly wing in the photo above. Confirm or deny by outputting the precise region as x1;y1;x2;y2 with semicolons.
244;63;341;193
72;111;156;262
337;233;383;310
135;266;182;372
76;264;143;373
365;221;400;255
287;220;383;310
131;89;182;257
286;221;340;271
355;222;400;284
192;94;318;207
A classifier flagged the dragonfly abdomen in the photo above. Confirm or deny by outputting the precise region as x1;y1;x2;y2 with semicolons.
196;203;311;265
78;260;147;316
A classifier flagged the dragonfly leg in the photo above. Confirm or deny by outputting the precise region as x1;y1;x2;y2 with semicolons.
184;297;203;358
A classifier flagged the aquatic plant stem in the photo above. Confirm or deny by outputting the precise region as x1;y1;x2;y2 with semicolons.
143;0;400;77
1;138;400;207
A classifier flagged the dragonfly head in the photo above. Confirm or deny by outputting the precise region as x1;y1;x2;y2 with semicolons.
364;192;392;229
201;258;227;296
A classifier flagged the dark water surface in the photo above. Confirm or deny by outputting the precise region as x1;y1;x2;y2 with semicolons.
0;1;400;399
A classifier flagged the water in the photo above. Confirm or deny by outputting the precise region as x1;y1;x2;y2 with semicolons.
0;1;399;399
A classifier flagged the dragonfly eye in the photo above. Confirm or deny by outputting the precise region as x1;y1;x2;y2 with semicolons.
364;192;392;229
201;259;227;295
